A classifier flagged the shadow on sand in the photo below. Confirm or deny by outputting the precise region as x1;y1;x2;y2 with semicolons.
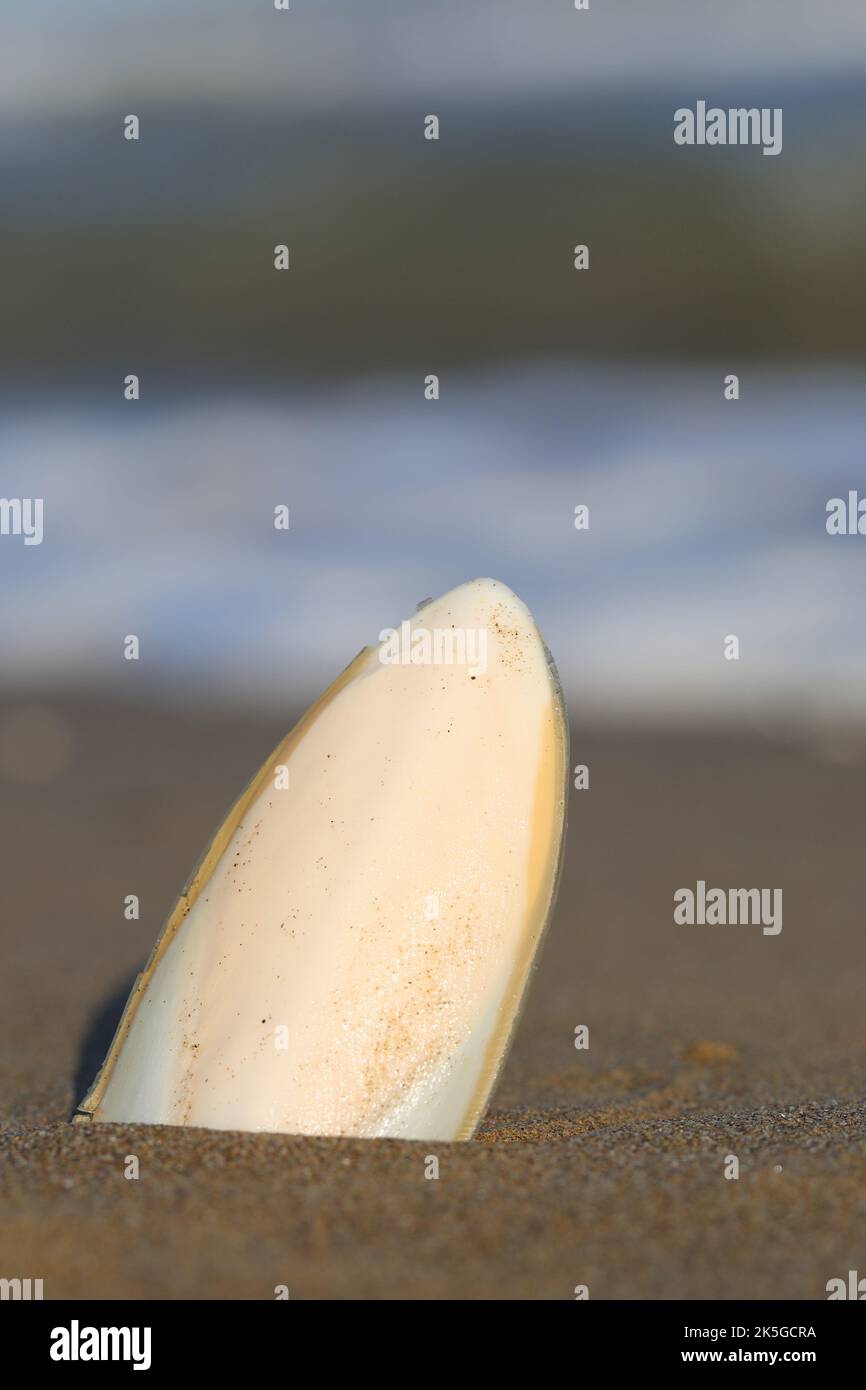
71;970;140;1118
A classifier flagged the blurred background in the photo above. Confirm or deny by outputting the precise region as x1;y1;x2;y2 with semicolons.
1;0;865;732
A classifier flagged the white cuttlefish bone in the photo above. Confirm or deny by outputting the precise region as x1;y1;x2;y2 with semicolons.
77;578;569;1140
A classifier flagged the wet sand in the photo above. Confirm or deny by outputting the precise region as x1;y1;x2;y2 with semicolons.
1;695;865;1299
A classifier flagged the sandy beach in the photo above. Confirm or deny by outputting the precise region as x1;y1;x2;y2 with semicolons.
1;695;865;1299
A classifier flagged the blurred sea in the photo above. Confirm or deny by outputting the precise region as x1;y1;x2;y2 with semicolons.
2;0;865;728
2;362;865;726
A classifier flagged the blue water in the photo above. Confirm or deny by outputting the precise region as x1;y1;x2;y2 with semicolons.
1;361;864;724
